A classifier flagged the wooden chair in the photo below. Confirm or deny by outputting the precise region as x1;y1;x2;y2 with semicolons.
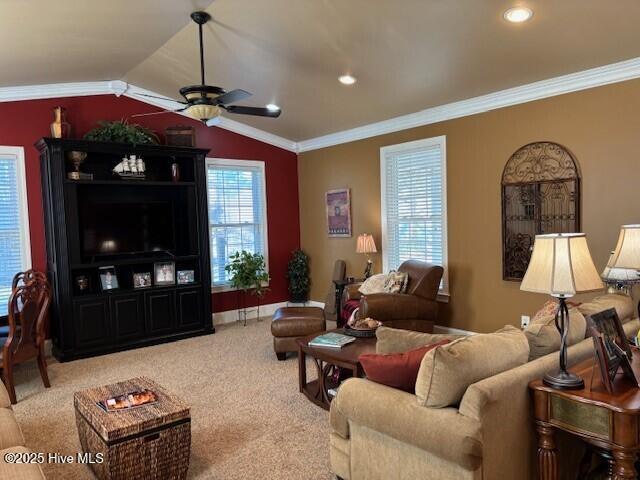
1;270;51;404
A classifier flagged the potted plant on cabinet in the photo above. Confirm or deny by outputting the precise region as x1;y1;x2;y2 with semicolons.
83;120;159;145
225;251;270;325
287;249;310;303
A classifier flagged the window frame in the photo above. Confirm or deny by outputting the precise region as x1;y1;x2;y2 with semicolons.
380;135;449;298
0;146;31;319
205;158;269;293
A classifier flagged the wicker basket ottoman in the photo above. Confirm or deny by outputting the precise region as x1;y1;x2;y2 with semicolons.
74;377;190;480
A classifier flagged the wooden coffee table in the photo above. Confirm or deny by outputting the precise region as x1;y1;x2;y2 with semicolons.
74;377;191;480
297;330;376;410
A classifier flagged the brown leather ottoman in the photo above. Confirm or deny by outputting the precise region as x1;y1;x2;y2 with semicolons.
271;307;325;360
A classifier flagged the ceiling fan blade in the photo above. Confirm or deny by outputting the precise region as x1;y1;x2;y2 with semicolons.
130;108;186;118
223;105;281;118
132;92;187;104
215;89;252;105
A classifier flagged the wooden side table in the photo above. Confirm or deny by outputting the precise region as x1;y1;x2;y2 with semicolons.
297;330;376;410
530;351;640;480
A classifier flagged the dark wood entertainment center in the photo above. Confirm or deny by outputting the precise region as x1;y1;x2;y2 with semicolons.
37;138;214;361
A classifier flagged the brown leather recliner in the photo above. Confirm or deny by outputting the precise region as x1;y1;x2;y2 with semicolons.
342;260;444;333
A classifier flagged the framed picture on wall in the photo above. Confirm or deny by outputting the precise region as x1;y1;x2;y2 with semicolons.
326;188;352;237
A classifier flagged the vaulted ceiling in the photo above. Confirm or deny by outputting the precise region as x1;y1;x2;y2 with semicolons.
3;0;640;142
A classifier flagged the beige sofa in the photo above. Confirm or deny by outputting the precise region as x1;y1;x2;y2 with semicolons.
0;380;45;479
330;294;639;480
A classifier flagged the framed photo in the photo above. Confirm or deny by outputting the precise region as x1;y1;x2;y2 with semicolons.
133;272;152;289
154;262;175;286
588;308;638;393
177;270;195;284
326;188;352;237
99;266;119;291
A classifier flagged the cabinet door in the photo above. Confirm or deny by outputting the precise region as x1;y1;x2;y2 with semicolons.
176;288;203;330
110;293;145;341
73;298;110;347
145;290;176;335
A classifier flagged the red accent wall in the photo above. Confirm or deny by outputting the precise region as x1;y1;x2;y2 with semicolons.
0;94;300;312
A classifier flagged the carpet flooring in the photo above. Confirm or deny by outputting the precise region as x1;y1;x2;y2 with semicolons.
11;319;334;479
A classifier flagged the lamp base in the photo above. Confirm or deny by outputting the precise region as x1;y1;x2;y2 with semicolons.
543;370;584;390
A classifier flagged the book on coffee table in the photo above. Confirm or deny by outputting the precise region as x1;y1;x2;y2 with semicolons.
309;332;356;349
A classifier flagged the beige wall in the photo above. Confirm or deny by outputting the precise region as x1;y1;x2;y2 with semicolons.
298;79;640;333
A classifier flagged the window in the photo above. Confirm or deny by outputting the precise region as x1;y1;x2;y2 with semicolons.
380;136;448;295
206;159;268;290
0;146;31;316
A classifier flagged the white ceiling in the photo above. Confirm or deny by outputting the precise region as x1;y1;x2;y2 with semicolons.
3;0;640;142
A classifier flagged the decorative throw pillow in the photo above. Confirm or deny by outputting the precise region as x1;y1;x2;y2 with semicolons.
375;326;464;354
360;340;450;392
415;325;529;408
383;271;408;294
358;274;387;295
578;293;635;324
532;299;580;323
524;307;586;361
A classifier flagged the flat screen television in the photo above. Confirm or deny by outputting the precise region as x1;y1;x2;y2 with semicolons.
79;201;175;257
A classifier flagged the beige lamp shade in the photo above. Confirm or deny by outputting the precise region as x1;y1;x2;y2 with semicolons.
606;224;640;269
185;103;220;122
356;234;377;254
520;233;603;297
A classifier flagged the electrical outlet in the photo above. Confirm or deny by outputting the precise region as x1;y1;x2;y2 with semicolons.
520;315;530;329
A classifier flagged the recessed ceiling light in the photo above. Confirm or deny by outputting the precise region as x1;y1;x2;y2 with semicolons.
339;74;357;85
503;7;533;23
265;103;280;112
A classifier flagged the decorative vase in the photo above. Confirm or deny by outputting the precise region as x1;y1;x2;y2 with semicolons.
66;151;89;180
171;163;180;182
51;106;71;138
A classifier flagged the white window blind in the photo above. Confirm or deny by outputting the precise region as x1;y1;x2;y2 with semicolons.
381;136;448;294
206;159;268;289
0;147;31;316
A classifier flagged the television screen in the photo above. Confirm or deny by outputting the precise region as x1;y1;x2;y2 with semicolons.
79;202;175;257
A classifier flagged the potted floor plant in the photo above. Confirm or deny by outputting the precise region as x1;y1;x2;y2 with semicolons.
287;249;310;303
225;251;270;325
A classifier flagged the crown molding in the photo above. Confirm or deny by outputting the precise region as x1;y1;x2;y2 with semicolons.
0;80;116;102
0;80;298;153
297;56;640;152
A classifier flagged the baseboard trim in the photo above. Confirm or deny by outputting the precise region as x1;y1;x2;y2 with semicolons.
212;300;326;326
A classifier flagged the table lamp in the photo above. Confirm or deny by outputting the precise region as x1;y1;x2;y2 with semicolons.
603;224;640;315
521;233;603;389
356;234;377;278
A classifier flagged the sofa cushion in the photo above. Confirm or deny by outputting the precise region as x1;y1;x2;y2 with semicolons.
0;408;26;450
360;340;450;392
524;307;587;361
415;325;529;408
0;446;45;479
358;274;387;295
375;326;464;354
578;293;635;324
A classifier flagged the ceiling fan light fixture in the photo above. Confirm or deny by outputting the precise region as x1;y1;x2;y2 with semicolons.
185;104;221;122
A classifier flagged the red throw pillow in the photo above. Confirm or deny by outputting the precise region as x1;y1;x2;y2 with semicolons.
359;339;450;393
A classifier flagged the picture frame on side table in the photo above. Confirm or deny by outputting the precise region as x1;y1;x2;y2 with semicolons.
154;262;175;286
177;270;195;284
133;272;152;289
326;188;352;237
588;308;638;393
99;266;119;292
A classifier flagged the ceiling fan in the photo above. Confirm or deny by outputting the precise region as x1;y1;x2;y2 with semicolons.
131;11;281;123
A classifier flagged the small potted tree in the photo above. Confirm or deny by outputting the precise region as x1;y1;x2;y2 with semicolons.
287;249;310;303
225;251;270;325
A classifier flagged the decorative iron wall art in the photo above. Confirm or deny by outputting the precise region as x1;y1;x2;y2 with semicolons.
502;142;581;281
